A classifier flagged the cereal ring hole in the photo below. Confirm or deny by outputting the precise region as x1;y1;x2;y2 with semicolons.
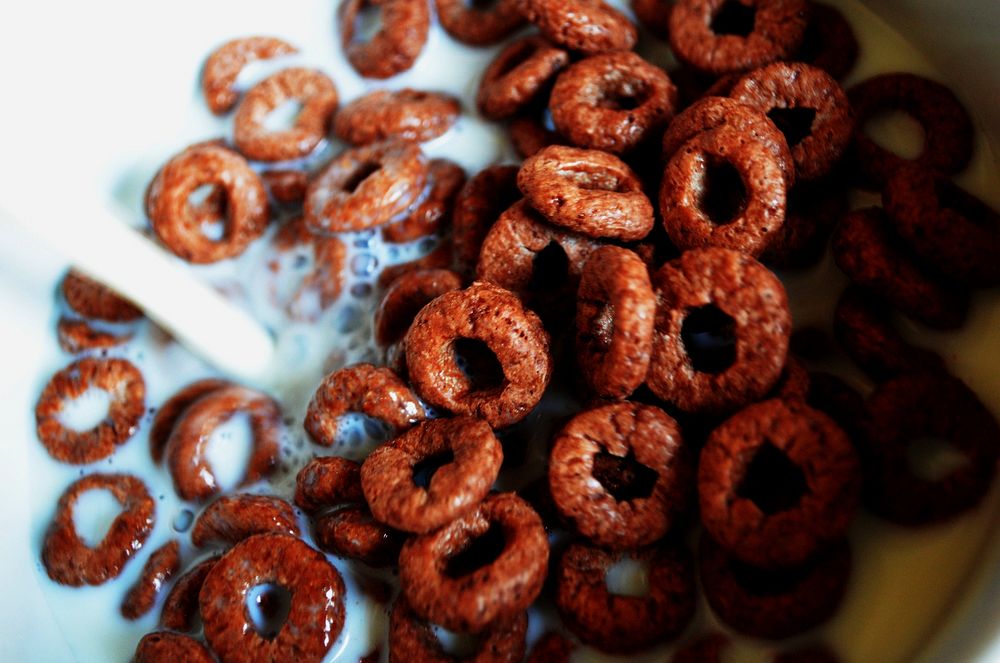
592;450;658;502
766;107;817;149
862;109;926;160
443;521;507;578
430;625;481;657
597;78;653;112
57;387;112;432
905;437;971;483
453;337;507;392
262;99;305;132
352;0;385;42
203;412;256;492
344;161;384;193
698;157;749;226
735;442;808;515
411;449;456;489
680;304;738;374
604;555;650;598
530;241;572;290
728;555;813;597
558;166;630;193
246;582;293;640
710;0;757;37
72;487;125;548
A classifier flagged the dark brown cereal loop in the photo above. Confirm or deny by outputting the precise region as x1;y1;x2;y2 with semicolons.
199;533;346;663
729;62;853;181
405;281;553;428
518;145;653;240
452;165;521;279
383;159;467;243
313;506;404;567
191;494;300;548
576;246;656;398
632;0;672;38
647;248;791;414
770;355;809;401
268;217;347;321
549;402;690;548
233;68;339;162
556;543;695;653
861;373;1000;525
668;0;809;76
121;540;182;620
61;269;142;322
304;363;425;447
165;385;282;502
659;123;787;257
146;143;269;263
550;52;678;155
434;0;526;46
294;456;364;513
202;37;299;115
134;632;215;663
262;169;310;205
761;177;848;269
794;1;858;81
399;492;549;632
519;0;637;54
830;206;969;330
149;379;232;464
35;357;146;465
476;36;570;120
56;317;133;354
340;0;429;79
41;473;155;587
335;89;461;145
699;398;861;568
389;596;527;663
374;268;462;366
304;140;429;233
699;533;851;639
526;632;574;663
361;417;504;533
847;73;974;189
883;163;1000;286
160;555;220;632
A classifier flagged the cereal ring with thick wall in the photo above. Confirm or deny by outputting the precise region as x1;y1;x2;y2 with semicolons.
146;143;268;263
160;555;220;632
304;140;429;233
41;473;154;586
549;402;691;548
399;492;548;632
340;0;429;79
519;0;637;54
234;68;338;162
313;506;405;567
61;269;141;322
518;145;653;240
647;248;791;414
35;357;145;465
134;632;215;663
165;385;283;502
202;37;298;115
476;36;570;120
435;0;525;45
550;51;677;154
576;246;655;398
199;533;346;663
149;379;232;464
304;363;425;447
699;398;861;568
668;0;808;76
191;494;300;548
556;543;695;653
121;540;181;620
382;159;467;243
659;123;787;257
361;417;503;533
405;281;553;428
375;269;463;348
335;89;460;145
729;62;853;181
294;456;364;513
451;165;521;279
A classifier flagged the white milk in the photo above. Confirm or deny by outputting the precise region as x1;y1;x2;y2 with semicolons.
24;0;1000;661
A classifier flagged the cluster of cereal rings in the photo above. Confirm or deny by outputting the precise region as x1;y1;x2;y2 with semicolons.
33;0;1000;661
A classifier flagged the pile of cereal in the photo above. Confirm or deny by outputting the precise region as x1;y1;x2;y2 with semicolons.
33;0;1000;661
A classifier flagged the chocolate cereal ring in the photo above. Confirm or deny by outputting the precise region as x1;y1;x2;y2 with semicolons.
374;268;462;372
847;73;974;189
831;207;969;330
729;62;853;181
519;0;637;55
476;36;570;120
234;68;338;162
761;177;848;269
149;379;232;464
632;0;671;38
556;543;695;653
56;317;133;354
434;0;526;46
550;52;677;154
165;385;282;502
335;89;461;145
121;540;181;620
41;473;154;587
647;248;791;414
160;555;220;632
313;506;404;567
518;145;653;240
191;494;300;548
699;398;861;568
267;216;347;321
199;533;346;663
794;2;858;81
304;140;429;233
526;632;574;663
405;281;553;428
861;372;1000;525
508;109;565;158
262;169;309;205
146;143;268;263
304;363;425;447
61;269;141;322
659;123;787;257
202;37;299;115
399;492;548;632
361;417;503;533
134;632;215;663
452;165;520;279
668;0;808;76
294;456;364;513
383;159;466;243
340;0;429;79
549;402;690;548
35;357;145;465
576;246;655;398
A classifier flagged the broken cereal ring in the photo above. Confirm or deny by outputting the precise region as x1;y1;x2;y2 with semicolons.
313;505;405;567
294;456;364;513
121;540;182;620
56;317;133;354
